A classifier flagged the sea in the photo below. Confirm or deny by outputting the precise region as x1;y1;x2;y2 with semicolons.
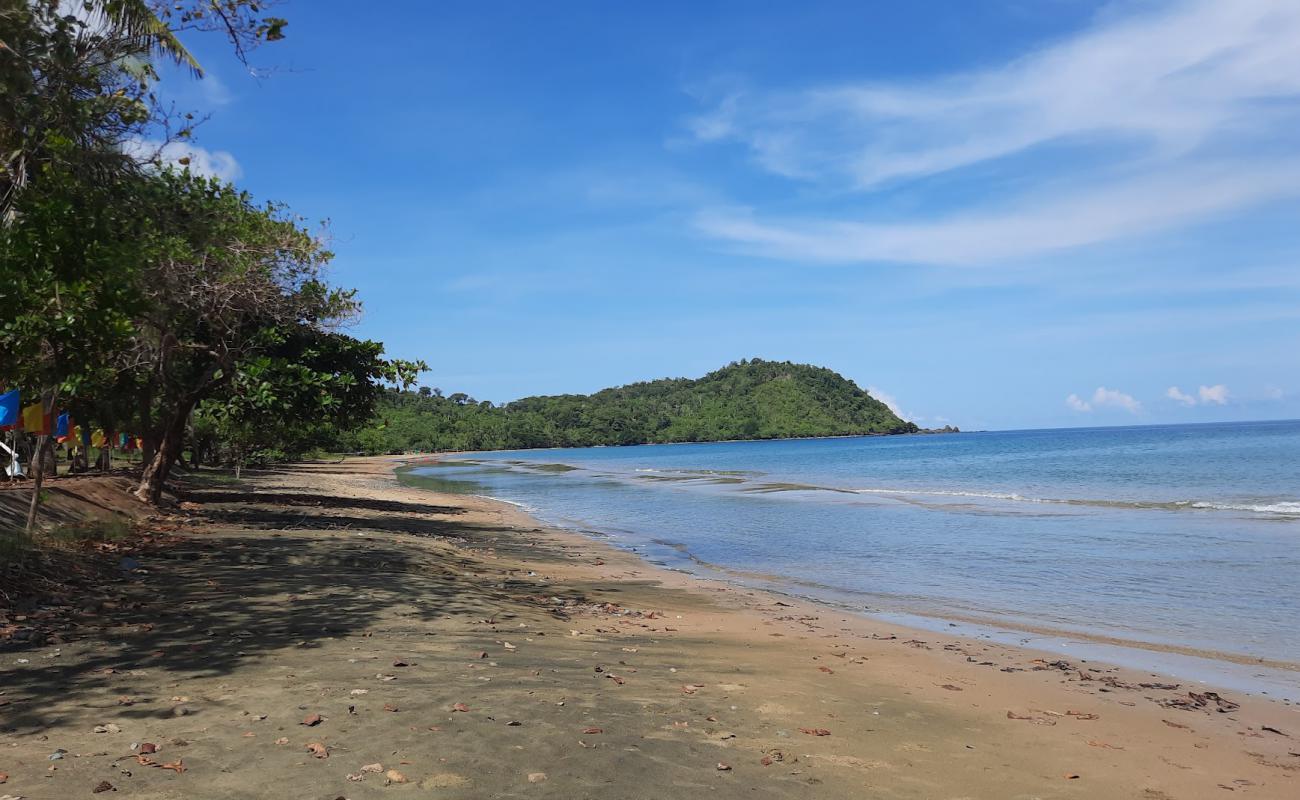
400;420;1300;696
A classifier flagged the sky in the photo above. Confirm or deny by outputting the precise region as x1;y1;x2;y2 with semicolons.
155;0;1300;431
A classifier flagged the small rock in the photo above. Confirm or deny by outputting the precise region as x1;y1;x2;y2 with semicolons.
93;780;115;793
527;772;548;783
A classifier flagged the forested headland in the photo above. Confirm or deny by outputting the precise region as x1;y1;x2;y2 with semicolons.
333;359;924;454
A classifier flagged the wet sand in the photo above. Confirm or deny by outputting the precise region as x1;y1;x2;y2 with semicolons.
1;456;1296;798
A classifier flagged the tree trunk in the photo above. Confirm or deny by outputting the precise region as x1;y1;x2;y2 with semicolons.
135;407;189;505
23;435;52;535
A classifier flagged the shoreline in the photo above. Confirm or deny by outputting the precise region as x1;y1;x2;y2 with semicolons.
397;457;1300;699
2;456;1296;798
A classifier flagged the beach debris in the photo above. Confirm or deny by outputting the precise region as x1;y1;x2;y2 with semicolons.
392;660;410;667
716;762;732;771
798;727;831;736
1063;773;1080;780
349;689;368;696
384;769;408;784
306;742;328;759
1007;711;1055;726
383;703;399;713
503;642;517;650
818;666;835;674
451;703;470;712
346;772;365;782
1260;726;1290;737
938;684;962;691
48;749;67;760
93;723;122;734
361;763;383;774
1066;710;1099;720
527;772;547;783
1159;691;1239;713
606;674;626;685
1139;682;1180;690
301;713;323;727
1087;740;1123;750
274;738;289;745
1161;720;1191;730
92;780;115;793
760;750;786;766
582;726;603;735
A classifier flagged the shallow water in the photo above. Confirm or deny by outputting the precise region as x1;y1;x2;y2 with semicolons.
401;421;1300;695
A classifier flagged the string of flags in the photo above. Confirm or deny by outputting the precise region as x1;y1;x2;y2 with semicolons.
0;388;142;449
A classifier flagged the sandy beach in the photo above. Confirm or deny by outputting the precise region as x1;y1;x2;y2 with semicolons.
1;456;1296;799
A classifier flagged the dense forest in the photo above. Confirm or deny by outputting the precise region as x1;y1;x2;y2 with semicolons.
334;359;922;454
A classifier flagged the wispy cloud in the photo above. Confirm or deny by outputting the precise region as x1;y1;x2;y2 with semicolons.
1166;386;1197;406
689;0;1300;265
1067;386;1142;413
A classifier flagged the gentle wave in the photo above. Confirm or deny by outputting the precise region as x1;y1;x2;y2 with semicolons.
848;487;1300;516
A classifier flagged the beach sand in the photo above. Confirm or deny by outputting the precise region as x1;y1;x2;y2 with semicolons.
1;456;1296;798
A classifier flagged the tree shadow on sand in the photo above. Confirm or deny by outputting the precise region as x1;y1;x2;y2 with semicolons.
0;521;592;733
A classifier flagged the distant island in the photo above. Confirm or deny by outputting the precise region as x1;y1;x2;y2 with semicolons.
338;359;954;454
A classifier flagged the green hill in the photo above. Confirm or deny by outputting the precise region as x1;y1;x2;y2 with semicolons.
338;359;919;453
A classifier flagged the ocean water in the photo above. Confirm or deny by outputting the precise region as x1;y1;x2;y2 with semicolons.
401;421;1300;695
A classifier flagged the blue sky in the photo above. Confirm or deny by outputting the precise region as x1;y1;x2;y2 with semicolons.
156;0;1300;430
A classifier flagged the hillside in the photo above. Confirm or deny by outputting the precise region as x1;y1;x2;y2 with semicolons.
337;359;919;453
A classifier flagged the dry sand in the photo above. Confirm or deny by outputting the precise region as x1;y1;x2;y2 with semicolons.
1;456;1296;799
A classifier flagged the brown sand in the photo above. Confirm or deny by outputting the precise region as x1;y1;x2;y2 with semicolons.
0;456;1296;799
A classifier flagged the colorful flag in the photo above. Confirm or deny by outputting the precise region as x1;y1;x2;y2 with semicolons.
21;403;51;435
118;432;127;448
91;429;107;448
79;425;90;448
56;413;70;438
0;389;18;430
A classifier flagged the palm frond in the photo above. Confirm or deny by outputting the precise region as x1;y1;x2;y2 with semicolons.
98;0;204;77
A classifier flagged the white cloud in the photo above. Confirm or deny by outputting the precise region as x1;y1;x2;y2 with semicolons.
123;139;242;182
1166;386;1196;406
1065;393;1092;412
1197;384;1230;405
1068;386;1142;413
689;0;1300;265
867;385;911;421
1265;386;1285;400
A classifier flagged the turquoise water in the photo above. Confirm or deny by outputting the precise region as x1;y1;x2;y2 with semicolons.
403;421;1300;694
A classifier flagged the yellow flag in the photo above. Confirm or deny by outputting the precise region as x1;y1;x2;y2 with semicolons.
91;429;107;448
20;403;50;435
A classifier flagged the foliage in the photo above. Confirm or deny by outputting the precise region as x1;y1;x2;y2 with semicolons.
337;359;918;454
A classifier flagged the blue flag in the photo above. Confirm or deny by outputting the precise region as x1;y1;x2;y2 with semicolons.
56;412;70;437
0;389;18;430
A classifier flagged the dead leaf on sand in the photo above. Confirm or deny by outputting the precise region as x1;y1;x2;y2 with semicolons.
606;674;626;685
93;780;115;793
385;769;408;784
1067;710;1099;720
1162;719;1191;730
818;666;834;674
582;726;604;735
798;728;831;736
274;738;289;745
1064;773;1080;780
716;762;732;771
1087;740;1124;750
528;772;547;783
938;684;963;691
383;703;400;712
451;703;470;713
306;742;328;759
301;713;322;727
